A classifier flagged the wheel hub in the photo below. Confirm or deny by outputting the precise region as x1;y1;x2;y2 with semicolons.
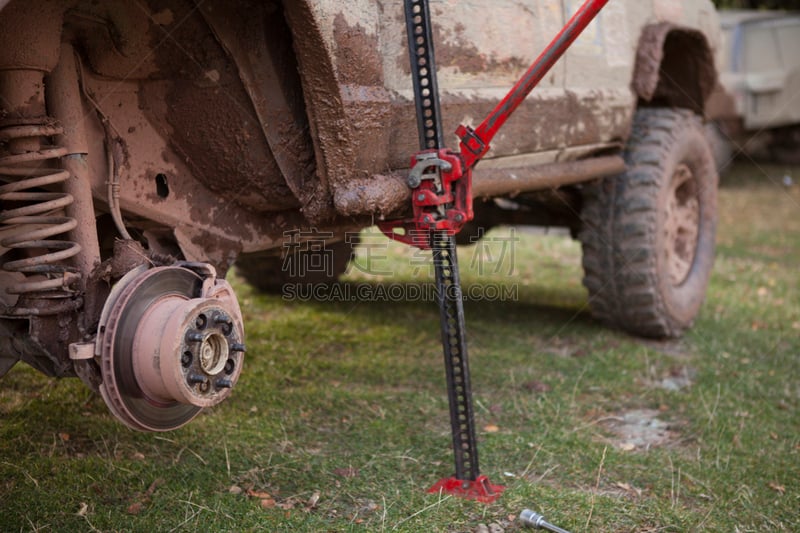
663;163;700;285
97;265;245;431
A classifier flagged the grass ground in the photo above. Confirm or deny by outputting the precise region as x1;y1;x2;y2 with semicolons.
1;161;798;532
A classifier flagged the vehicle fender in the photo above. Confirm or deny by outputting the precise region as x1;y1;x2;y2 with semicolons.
632;22;717;113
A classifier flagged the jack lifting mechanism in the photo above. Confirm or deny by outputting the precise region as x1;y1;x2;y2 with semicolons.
379;0;608;515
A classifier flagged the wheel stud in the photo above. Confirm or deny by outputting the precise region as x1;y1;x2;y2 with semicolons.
214;314;233;336
188;374;207;385
230;343;245;353
215;378;232;389
195;314;207;329
186;332;204;343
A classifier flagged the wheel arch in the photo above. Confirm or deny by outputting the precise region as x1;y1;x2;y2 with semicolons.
632;22;718;115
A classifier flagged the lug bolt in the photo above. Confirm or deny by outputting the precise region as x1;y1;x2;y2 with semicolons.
215;378;232;389
186;332;204;343
214;315;233;336
187;374;207;385
230;343;246;353
195;314;207;330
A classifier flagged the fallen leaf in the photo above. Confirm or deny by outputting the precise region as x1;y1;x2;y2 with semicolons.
278;500;296;510
767;482;785;495
614;482;643;497
132;452;145;461
769;432;779;440
484;424;500;433
59;433;70;442
334;467;359;478
247;489;273;499
619;442;636;451
306;490;321;509
76;502;89;517
260;498;277;509
522;380;551;393
229;485;243;495
144;479;163;498
124;478;162;516
361;500;379;512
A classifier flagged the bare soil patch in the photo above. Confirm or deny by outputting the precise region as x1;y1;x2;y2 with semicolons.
602;409;680;451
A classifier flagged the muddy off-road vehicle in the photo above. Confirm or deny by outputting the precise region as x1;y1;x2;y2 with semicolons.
0;0;721;431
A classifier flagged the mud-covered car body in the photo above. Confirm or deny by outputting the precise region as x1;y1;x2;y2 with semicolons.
0;0;720;430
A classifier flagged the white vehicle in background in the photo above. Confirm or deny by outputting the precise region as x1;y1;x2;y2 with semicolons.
708;9;800;165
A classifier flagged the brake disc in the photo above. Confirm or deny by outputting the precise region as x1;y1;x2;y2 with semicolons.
97;265;245;431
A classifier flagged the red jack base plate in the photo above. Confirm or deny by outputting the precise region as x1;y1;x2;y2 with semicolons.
428;475;505;503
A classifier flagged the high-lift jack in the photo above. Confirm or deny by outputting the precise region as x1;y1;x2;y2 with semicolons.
379;0;609;514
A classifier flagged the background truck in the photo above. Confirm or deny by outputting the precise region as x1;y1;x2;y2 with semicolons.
707;8;800;165
0;0;721;431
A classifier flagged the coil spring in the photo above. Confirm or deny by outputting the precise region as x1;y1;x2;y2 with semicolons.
0;122;82;313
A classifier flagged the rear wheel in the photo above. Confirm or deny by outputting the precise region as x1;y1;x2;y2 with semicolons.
579;108;718;338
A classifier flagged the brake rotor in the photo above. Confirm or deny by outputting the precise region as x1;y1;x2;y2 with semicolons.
97;265;245;431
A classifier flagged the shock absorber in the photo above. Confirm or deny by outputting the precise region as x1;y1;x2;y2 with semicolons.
0;71;82;315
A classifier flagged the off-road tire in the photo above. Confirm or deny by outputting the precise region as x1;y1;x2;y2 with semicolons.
579;108;718;338
236;239;358;294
